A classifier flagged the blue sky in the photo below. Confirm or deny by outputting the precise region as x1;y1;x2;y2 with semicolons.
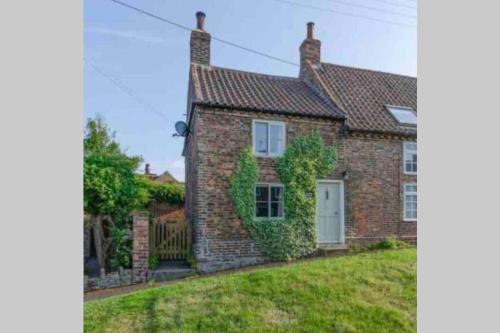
84;0;417;181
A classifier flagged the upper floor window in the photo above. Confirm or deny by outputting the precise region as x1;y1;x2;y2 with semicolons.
404;184;417;221
253;120;285;157
386;106;417;126
255;184;284;219
403;141;417;175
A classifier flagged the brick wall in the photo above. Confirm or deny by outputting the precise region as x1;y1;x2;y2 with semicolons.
186;106;345;272
342;133;417;245
132;213;149;282
185;106;417;272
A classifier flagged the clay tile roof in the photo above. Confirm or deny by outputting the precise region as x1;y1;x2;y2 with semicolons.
190;63;345;119
315;63;417;135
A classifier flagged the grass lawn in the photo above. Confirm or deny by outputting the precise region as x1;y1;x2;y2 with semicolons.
84;248;416;333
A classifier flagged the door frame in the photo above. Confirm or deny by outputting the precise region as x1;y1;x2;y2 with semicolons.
316;179;345;245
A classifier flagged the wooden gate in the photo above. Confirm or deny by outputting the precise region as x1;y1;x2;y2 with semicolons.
150;219;191;260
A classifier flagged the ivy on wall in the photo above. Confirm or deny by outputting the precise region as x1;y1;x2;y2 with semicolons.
230;131;337;260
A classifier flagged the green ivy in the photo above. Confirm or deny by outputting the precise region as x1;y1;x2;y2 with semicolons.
230;131;337;260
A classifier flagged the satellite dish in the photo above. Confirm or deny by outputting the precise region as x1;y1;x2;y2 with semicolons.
174;121;188;137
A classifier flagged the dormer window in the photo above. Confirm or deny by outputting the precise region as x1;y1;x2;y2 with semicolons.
386;106;417;126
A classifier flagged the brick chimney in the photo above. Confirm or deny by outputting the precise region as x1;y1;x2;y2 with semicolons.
190;11;210;65
299;22;321;78
145;163;151;175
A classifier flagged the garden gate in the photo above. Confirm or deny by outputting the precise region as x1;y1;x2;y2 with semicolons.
149;219;191;260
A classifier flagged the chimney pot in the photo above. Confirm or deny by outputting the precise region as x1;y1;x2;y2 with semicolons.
307;22;315;39
145;163;151;175
196;11;206;30
191;11;211;65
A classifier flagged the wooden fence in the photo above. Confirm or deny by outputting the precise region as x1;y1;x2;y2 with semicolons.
149;219;191;260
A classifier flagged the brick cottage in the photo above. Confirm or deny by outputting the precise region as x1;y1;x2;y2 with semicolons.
183;12;417;273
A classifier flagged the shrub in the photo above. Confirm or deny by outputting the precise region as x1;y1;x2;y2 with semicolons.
148;255;160;270
370;236;411;250
109;226;132;270
136;176;185;205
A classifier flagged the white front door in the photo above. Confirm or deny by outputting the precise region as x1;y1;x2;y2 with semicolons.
316;181;344;244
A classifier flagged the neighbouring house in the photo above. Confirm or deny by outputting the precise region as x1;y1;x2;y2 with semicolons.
184;12;417;273
144;163;182;185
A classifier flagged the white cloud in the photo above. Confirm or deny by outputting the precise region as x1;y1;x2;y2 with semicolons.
85;27;166;45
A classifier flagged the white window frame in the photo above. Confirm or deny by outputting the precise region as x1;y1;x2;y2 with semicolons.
403;141;417;175
255;183;285;220
404;183;417;222
252;120;286;157
386;105;417;126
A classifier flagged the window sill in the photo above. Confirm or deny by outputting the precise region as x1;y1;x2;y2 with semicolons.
254;217;285;221
403;219;417;222
403;172;417;176
254;153;283;158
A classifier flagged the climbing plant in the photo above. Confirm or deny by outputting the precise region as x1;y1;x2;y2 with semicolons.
230;131;337;260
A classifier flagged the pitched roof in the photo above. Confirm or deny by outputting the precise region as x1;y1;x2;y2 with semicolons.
155;171;180;184
189;63;417;136
190;63;345;119
314;63;417;135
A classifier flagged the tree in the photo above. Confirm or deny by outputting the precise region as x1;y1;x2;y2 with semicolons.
84;116;148;272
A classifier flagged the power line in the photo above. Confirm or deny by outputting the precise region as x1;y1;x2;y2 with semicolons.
109;0;415;70
271;0;416;28
110;0;299;67
315;0;416;19
84;57;169;121
364;0;416;10
106;0;416;73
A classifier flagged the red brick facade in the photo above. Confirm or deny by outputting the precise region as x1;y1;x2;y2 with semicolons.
342;134;417;245
185;106;416;272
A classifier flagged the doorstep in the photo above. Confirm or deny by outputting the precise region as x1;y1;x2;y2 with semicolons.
318;243;348;250
317;243;349;257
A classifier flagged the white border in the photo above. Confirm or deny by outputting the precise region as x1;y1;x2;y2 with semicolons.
316;179;345;244
252;119;286;158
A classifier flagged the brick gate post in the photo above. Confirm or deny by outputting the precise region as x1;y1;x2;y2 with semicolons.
132;212;149;283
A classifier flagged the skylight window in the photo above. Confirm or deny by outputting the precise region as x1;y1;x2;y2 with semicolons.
386;106;417;126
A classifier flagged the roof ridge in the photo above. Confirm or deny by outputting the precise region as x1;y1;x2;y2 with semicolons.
192;63;300;81
321;62;417;80
305;60;347;114
302;79;345;118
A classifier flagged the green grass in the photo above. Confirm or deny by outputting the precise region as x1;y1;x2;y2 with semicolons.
84;248;416;333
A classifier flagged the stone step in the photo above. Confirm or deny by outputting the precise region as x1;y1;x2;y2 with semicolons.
316;244;349;257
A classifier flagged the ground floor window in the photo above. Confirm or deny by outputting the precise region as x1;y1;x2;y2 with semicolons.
404;183;417;221
255;184;284;218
